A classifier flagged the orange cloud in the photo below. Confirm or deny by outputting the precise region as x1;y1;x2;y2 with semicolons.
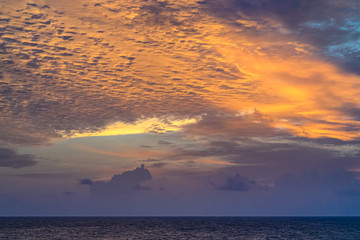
2;0;360;146
201;30;360;140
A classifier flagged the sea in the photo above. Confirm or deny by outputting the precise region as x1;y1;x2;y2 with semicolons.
0;217;359;239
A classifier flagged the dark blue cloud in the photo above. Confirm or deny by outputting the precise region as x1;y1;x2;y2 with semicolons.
79;178;93;185
208;0;360;74
216;173;262;191
90;165;152;195
0;148;37;168
149;162;168;168
183;111;288;138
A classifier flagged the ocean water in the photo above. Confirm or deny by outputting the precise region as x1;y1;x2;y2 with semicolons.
0;217;359;239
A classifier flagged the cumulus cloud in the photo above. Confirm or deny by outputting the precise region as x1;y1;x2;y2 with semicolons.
216;173;262;191
0;147;37;168
90;165;152;195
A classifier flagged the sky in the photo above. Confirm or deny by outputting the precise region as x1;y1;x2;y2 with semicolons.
1;0;360;216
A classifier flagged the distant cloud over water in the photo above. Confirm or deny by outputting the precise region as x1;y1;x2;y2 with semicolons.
90;165;152;195
0;148;37;168
1;0;360;216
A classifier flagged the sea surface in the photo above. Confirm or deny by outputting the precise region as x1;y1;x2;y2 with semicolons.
0;217;359;239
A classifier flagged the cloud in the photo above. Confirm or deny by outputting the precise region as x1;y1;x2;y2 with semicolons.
149;162;167;168
172;137;335;162
207;0;360;74
1;0;360;147
216;173;262;191
140;158;161;163
79;178;93;185
337;103;360;122
90;165;152;195
182;111;289;138
157;140;174;146
0;0;229;145
163;133;360;182
293;137;360;146
0;148;37;168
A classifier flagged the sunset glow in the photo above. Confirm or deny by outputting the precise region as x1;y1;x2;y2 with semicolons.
1;0;360;216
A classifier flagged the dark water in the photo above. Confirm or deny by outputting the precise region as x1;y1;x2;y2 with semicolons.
0;217;359;239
